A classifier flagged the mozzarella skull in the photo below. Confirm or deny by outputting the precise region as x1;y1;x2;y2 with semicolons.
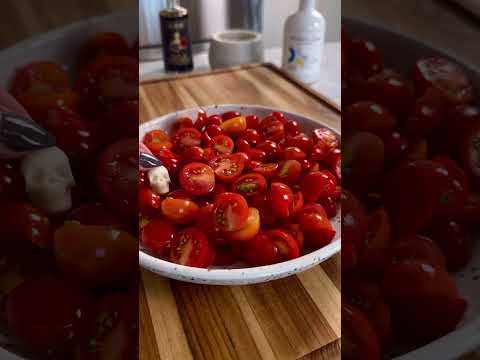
148;166;170;195
20;146;75;214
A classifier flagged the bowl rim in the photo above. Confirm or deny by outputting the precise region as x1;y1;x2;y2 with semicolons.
139;104;341;285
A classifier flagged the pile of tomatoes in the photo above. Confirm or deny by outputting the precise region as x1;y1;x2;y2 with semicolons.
0;33;138;358
342;27;480;359
140;110;341;268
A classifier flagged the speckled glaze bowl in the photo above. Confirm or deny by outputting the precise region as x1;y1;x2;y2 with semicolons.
139;104;341;285
345;18;480;360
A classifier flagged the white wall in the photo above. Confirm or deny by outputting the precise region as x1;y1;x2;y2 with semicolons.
263;0;341;48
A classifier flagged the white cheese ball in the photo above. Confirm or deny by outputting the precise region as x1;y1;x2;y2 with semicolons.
148;166;171;195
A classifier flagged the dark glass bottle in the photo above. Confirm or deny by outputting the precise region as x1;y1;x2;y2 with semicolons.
160;0;194;72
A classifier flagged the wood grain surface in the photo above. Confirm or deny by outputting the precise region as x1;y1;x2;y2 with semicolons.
139;64;341;360
0;0;136;49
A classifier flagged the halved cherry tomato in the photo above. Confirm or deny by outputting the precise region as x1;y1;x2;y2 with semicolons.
342;302;381;360
235;138;251;152
143;129;173;154
195;203;215;232
266;230;300;260
282;146;306;161
232;173;267;197
344;101;396;137
11;61;70;96
285;120;300;136
161;198;199;224
460;123;480;186
102;100;138;142
170;227;214;268
286;133;314;153
179;162;215;196
349;39;384;77
220;116;247;136
212;134;234;154
213;192;249;231
54;222;137;288
141;219;177;257
227;207;260;241
194;109;208;131
319;196;337;218
313;128;339;149
251;162;278;177
206;115;222;126
97;139;138;218
246;114;260;129
458;192;480;229
0;202;51;248
79;32;130;65
209;153;245;183
300;205;335;249
138;188;162;216
309;140;330;161
182;146;205;163
270;182;294;218
246;148;267;162
253;140;282;159
243;233;278;266
17;89;80;121
291;191;305;217
281;223;305;251
302;170;337;203
276;160;302;185
172;117;194;133
173;127;202;152
414;57;474;105
250;194;277;226
238;128;261;145
259;115;285;142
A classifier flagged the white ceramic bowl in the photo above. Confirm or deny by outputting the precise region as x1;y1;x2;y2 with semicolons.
0;11;136;360
345;18;480;360
139;104;341;285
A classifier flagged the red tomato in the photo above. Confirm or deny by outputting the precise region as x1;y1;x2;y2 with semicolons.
302;170;337;203
143;129;173;154
343;236;357;272
259;115;285;142
172;117;194;132
227;207;261;242
300;205;336;249
209;153;245;183
97;139;137;218
285;120;300;136
73;292;137;360
213;192;249;231
195;203;216;232
235;138;251;152
319;196;337;218
246;114;260;129
67;202;123;228
173;127;202;152
250;194;277;226
141;219;177;257
206;114;222;126
54;222;137;288
458;192;480;229
102;100;138;142
460;123;480;186
356;208;391;273
428;220;472;271
0;202;51;248
342;303;381;360
213;249;236;266
194;109;208;131
222;111;241;121
251;162;278;177
232;173;267;197
79;32;130;65
286;133;314;153
179;162;215;196
405;89;446;137
343;101;396;137
11;61;70;96
270;182;294;218
291;191;305;217
276;160;302;185
349;39;384;77
266;229;300;260
246;148;267;162
313;128;339;149
309;140;330;162
414;57;474;105
342;190;368;255
212;134;234;154
41;107;98;163
282;146;306;161
77;55;138;112
182;146;205;163
161;198;199;224
6;277;90;355
281;223;305;251
256;140;282;161
238;128;261;145
17;89;80;121
0;161;24;200
344;279;392;347
170;227;214;268
139;188;162;215
243;233;278;266
384;130;409;163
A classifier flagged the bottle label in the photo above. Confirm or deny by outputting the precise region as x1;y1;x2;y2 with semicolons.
285;32;324;83
160;16;193;71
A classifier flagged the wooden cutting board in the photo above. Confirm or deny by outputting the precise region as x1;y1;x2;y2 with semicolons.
139;64;341;360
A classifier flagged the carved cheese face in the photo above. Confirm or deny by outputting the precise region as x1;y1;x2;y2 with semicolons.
148;166;170;195
20;147;75;214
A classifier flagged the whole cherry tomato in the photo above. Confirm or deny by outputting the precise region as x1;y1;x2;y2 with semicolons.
256;140;282;159
270;182;294;218
302;170;337;203
246;114;260;129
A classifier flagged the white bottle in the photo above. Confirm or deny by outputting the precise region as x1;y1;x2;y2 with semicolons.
282;0;325;84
